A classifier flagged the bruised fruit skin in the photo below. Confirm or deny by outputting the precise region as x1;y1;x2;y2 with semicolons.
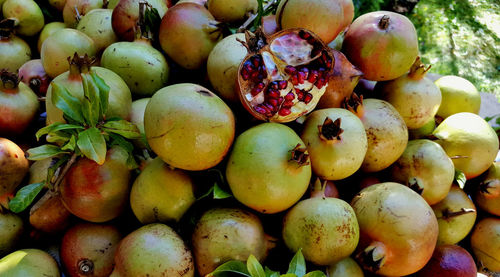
18;59;51;96
145;84;235;171
226;123;311;214
207;0;257;23
415;244;477;277
435;75;481;119
61;223;122;277
130;157;196;224
470;217;500;272
342;11;419;81
110;223;194;277
2;0;45;36
0;249;60;276
37;22;65;53
77;9;118;53
29;193;71;234
62;0;103;28
351;182;438;276
192;208;275;276
0;33;31;73
60;146;131;223
326;257;364;277
433;112;499;179
0;211;23;256
475;162;500;216
0;137;29;197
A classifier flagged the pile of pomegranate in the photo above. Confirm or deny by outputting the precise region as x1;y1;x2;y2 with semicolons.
0;0;499;276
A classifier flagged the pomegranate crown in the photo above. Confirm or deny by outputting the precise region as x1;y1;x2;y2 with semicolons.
67;53;96;75
0;69;20;89
0;19;15;39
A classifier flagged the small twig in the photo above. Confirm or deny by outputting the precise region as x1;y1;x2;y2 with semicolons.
238;0;277;32
51;153;78;192
440;208;475;220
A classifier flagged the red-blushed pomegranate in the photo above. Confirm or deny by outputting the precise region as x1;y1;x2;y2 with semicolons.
207;0;257;23
110;223;194;277
276;0;349;44
0;211;23;256
0;249;60;276
29;193;71;234
0;21;31;72
0;71;39;136
192;208;276;276
60;146;131;223
475;162;500;216
61;223;122;277
351;182;438;276
237;29;334;123
340;0;354;29
226;123;311;214
77;9;118;53
144;83;235;171
18;59;51;96
470;217;500;272
416;245;477;277
326;257;364;277
62;0;102;28
0;138;28;200
376;57;442;129
2;0;44;36
37;22;65;53
342;11;419;81
301;108;367;180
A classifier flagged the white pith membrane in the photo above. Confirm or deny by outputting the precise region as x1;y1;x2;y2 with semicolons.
240;31;332;123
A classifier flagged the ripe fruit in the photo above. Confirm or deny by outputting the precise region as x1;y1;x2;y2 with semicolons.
351;182;438;276
130;157;195;224
77;9;118;53
475;162;500;216
62;0;102;28
61;223;122;277
390;139;454;205
2;0;44;36
192;208;275;276
0;249;60;276
326;257;364;277
37;22;65;53
342;11;419;81
416;245;477;277
48;0;66;11
144;83;235;171
18;59;51;96
207;0;257;23
433;112;499;179
129;98;150;148
226;123;311;214
470;217;500;272
110;223;194;277
0;138;29;199
237;29;334;122
301;108;367;180
435;75;481;118
0;211;23;256
0;22;31;72
29;193;71;234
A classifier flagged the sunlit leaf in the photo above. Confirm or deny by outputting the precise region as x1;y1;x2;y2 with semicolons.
8;183;45;213
77;127;106;164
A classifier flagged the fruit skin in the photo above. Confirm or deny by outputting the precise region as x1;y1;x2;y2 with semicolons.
433;112;499;179
110;223;194;277
61;223;122;277
130;157;195;224
475;162;500;216
77;9;118;53
226;123;311;214
432;185;477;246
37;22;65;53
301;108;367;180
207;0;257;23
145;83;235;171
351;182;438;276
0;249;60;276
415;244;476;277
48;0;66;11
60;146;131;223
63;0;103;28
435;75;481;119
207;33;248;103
326;257;364;277
470;217;500;272
41;28;97;78
0;138;29;198
283;197;359;265
390;139;454;205
342;11;419;81
129;98;150;148
18;59;51;96
0;35;31;72
0;211;23;256
2;0;44;36
192;208;274;276
29;193;71;234
0;78;39;136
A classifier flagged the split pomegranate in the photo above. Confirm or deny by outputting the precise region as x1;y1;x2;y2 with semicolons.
237;29;334;123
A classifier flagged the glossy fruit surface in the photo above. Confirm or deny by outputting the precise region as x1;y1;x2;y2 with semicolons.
436;75;481;118
0;249;60;276
470;217;500;272
416;244;476;277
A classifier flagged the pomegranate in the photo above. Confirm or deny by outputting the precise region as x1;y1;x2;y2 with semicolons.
326;257;364;277
470;217;500;272
226;123;311;214
435;75;481;118
37;22;65;53
0;21;31;72
110;223;194;277
18;59;51;96
176;0;207;5
0;211;23;256
130;157;195;224
316;50;363;109
62;0;103;28
0;138;29;199
310;178;339;198
2;0;44;36
46;54;132;125
0;249;60;276
159;2;222;70
301;108;367;180
28;158;54;185
207;0;257;23
61;223;122;277
60;146;131;223
41;28;97;78
129;97;150;148
48;0;66;11
409;117;436;139
144;83;235;171
207;33;248;103
432;112;499;179
77;9;118;53
416;244;477;277
351;182;438;276
475;162;500;216
236;29;334;122
0;71;39;136
376;57;442;129
29;193;71;234
431;185;477;245
342;11;419;81
192;208;275;276
390;139;454;205
276;0;348;44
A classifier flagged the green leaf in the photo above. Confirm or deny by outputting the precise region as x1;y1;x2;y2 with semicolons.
109;133;134;153
303;271;326;277
454;169;467;189
27;145;68;160
264;267;280;277
287;249;306;277
103;120;141;139
45;155;70;189
77;127;107;165
280;274;297;277
46;131;72;145
209;260;251;277
36;123;84;140
247;255;266;277
91;71;110;118
197;186;214;201
61;135;77;151
81;74;100;126
214;182;232;199
8;183;45;213
51;82;85;124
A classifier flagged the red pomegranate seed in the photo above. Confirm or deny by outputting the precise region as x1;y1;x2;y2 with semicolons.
254;105;267;114
251;86;263;96
268;98;279;107
282;100;293;108
267;89;280;99
278;80;288;90
303;93;313;104
298;30;310;40
270;81;279;90
291;75;299;86
308;70;318;83
279;107;291;116
285;92;295;101
285;65;296;75
241;69;250;80
298;71;307;84
251;56;261;67
256;82;265;89
295;88;304;101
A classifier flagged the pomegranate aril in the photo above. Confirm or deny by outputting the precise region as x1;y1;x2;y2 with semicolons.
279;80;288;90
308;70;318;83
256;82;265;89
270;81;279;90
285;66;297;75
295;88;304;101
298;71;307;84
291;75;299;86
303;93;313;104
251;56;262;67
282;100;293;108
251;86;263;96
268;98;279;108
298;30;310;40
267;89;280;99
254;105;267;114
241;69;250;80
285;92;295;101
279;107;291;116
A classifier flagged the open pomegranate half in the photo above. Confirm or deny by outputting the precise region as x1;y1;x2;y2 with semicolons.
237;29;334;122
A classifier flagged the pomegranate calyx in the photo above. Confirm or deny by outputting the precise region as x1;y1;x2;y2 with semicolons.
0;69;20;89
357;244;386;273
0;19;16;39
407;177;424;195
289;143;310;166
378;15;390;30
237;29;268;54
78;258;94;274
318;117;343;141
342;92;364;118
310;178;326;198
68;53;95;76
440;207;476;220
479;180;500;197
408;56;431;80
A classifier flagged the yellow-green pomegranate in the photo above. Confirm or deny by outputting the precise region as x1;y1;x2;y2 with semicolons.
0;211;23;256
475;162;500;216
326;257;364;277
435;75;481;119
470;217;500;272
0;249;60;276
